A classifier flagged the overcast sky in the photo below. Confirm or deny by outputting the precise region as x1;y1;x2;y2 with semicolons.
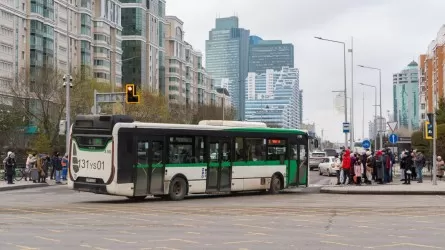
166;0;444;143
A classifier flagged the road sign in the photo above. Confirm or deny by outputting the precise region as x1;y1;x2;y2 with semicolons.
362;139;371;149
387;122;398;132
343;122;350;133
389;134;398;144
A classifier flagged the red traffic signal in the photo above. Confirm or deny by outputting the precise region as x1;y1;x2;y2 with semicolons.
125;84;140;104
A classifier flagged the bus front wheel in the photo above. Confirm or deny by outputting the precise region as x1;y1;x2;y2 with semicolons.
169;177;187;201
269;174;282;194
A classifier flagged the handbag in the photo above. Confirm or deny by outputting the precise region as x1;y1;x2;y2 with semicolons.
406;170;412;174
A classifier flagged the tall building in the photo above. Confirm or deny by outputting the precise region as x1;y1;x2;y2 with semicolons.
244;67;301;129
248;36;294;74
393;61;419;132
121;0;166;91
164;16;229;107
419;25;445;125
299;90;303;126
205;16;250;120
0;0;122;100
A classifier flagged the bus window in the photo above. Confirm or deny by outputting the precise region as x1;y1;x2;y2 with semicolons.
234;137;245;162
74;136;109;149
194;136;205;163
168;136;193;164
267;139;286;162
246;138;266;161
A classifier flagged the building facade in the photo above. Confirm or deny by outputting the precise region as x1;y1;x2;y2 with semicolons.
164;16;229;107
0;0;123;99
205;16;249;120
244;67;301;129
121;0;165;91
419;25;445;126
393;61;419;132
248;37;294;74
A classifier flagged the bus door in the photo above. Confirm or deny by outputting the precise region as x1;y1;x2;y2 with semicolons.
134;136;165;196
288;136;309;187
207;137;232;192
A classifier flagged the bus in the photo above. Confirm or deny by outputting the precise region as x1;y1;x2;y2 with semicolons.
67;115;309;201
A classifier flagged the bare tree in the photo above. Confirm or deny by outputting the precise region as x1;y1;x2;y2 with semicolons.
9;66;65;147
124;88;171;123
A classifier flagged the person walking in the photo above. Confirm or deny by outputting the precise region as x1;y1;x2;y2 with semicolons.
61;153;69;181
415;151;426;183
365;151;373;184
341;149;351;185
3;152;16;184
52;152;62;184
354;158;363;185
401;151;411;185
437;156;444;181
375;150;384;184
333;154;341;185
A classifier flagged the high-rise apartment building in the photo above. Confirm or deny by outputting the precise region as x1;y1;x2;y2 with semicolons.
121;0;166;92
419;25;445;125
205;16;250;120
0;0;123;101
393;61;419;132
244;67;301;129
164;16;229;107
248;36;294;74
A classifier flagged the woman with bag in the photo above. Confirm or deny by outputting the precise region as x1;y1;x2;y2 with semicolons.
437;156;445;181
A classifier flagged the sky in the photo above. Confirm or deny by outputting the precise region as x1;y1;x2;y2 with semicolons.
166;0;445;143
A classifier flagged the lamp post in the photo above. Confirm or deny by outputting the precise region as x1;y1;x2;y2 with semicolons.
63;75;73;154
358;82;378;151
315;36;348;148
358;65;382;149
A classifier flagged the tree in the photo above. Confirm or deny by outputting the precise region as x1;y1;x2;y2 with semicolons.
9;66;66;147
190;104;237;124
124;88;171;123
29;132;52;154
411;130;430;157
0;107;27;149
436;98;445;125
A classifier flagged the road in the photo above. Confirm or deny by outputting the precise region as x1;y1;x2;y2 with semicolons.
309;169;335;186
2;179;445;250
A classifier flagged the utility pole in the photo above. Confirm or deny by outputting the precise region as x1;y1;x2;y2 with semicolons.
349;37;354;150
65;0;72;154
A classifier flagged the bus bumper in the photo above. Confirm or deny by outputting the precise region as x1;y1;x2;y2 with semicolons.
73;182;108;194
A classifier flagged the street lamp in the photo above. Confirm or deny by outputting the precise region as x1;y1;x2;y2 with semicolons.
358;65;382;149
358;82;378;151
63;74;73;154
315;36;349;148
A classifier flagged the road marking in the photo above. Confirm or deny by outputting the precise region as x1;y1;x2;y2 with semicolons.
321;241;361;248
403;243;443;249
245;232;268;236
224;240;263;245
80;245;92;248
316;233;343;237
104;238;136;244
6;242;39;250
365;243;406;249
46;229;63;233
169;238;199;244
118;231;136;235
233;223;273;230
94;247;109;250
34;236;60;243
186;232;200;235
155;247;179;250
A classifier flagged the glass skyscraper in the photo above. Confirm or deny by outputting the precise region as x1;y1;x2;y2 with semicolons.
393;61;420;131
248;37;294;74
205;16;250;120
245;67;301;129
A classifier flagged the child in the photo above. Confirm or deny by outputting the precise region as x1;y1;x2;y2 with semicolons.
354;158;363;185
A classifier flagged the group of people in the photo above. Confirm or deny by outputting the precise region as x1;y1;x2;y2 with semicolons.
3;151;69;185
331;148;433;185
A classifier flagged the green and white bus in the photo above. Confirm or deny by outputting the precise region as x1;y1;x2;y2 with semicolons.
68;115;309;201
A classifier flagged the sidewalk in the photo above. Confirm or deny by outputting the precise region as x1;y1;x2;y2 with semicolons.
0;179;66;192
320;180;445;195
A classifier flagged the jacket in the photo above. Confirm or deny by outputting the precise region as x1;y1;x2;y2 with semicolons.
342;149;351;169
333;158;341;171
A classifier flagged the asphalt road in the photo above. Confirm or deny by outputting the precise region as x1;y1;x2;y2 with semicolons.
309;169;335;186
2;182;445;250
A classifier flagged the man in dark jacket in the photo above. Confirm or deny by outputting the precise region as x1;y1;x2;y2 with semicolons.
52;152;62;184
3;152;16;184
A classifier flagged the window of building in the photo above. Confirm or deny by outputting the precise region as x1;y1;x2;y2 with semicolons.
421;113;425;119
94;72;108;79
421;103;426;110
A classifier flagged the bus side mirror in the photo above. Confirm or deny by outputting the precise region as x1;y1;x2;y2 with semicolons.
314;139;319;148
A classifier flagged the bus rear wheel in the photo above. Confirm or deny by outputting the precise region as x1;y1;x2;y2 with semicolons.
126;196;146;202
169;177;187;201
269;174;282;194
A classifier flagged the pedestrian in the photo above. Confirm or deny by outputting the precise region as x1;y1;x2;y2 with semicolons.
375;150;384;184
62;153;69;181
365;151;373;184
383;149;391;183
354;158;363;185
437;156;444;181
3;152;16;184
411;149;417;180
52;152;62;184
25;154;37;181
415;151;426;183
341;149;351;185
333;154;341;185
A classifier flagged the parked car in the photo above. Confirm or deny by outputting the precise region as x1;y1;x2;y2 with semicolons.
318;157;337;176
309;151;326;171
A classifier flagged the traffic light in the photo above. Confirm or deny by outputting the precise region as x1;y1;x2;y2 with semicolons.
125;84;140;104
424;121;433;140
63;74;73;88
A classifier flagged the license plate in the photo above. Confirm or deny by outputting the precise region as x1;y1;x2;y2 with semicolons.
86;178;96;183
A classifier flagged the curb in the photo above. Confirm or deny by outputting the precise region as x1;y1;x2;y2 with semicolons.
0;183;49;192
320;188;445;195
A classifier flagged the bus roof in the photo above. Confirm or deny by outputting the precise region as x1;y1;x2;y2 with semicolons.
116;122;307;136
198;120;267;128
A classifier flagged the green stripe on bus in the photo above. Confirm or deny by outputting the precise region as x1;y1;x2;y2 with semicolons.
133;160;287;168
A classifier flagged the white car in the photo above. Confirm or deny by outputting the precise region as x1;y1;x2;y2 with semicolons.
318;157;337;176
